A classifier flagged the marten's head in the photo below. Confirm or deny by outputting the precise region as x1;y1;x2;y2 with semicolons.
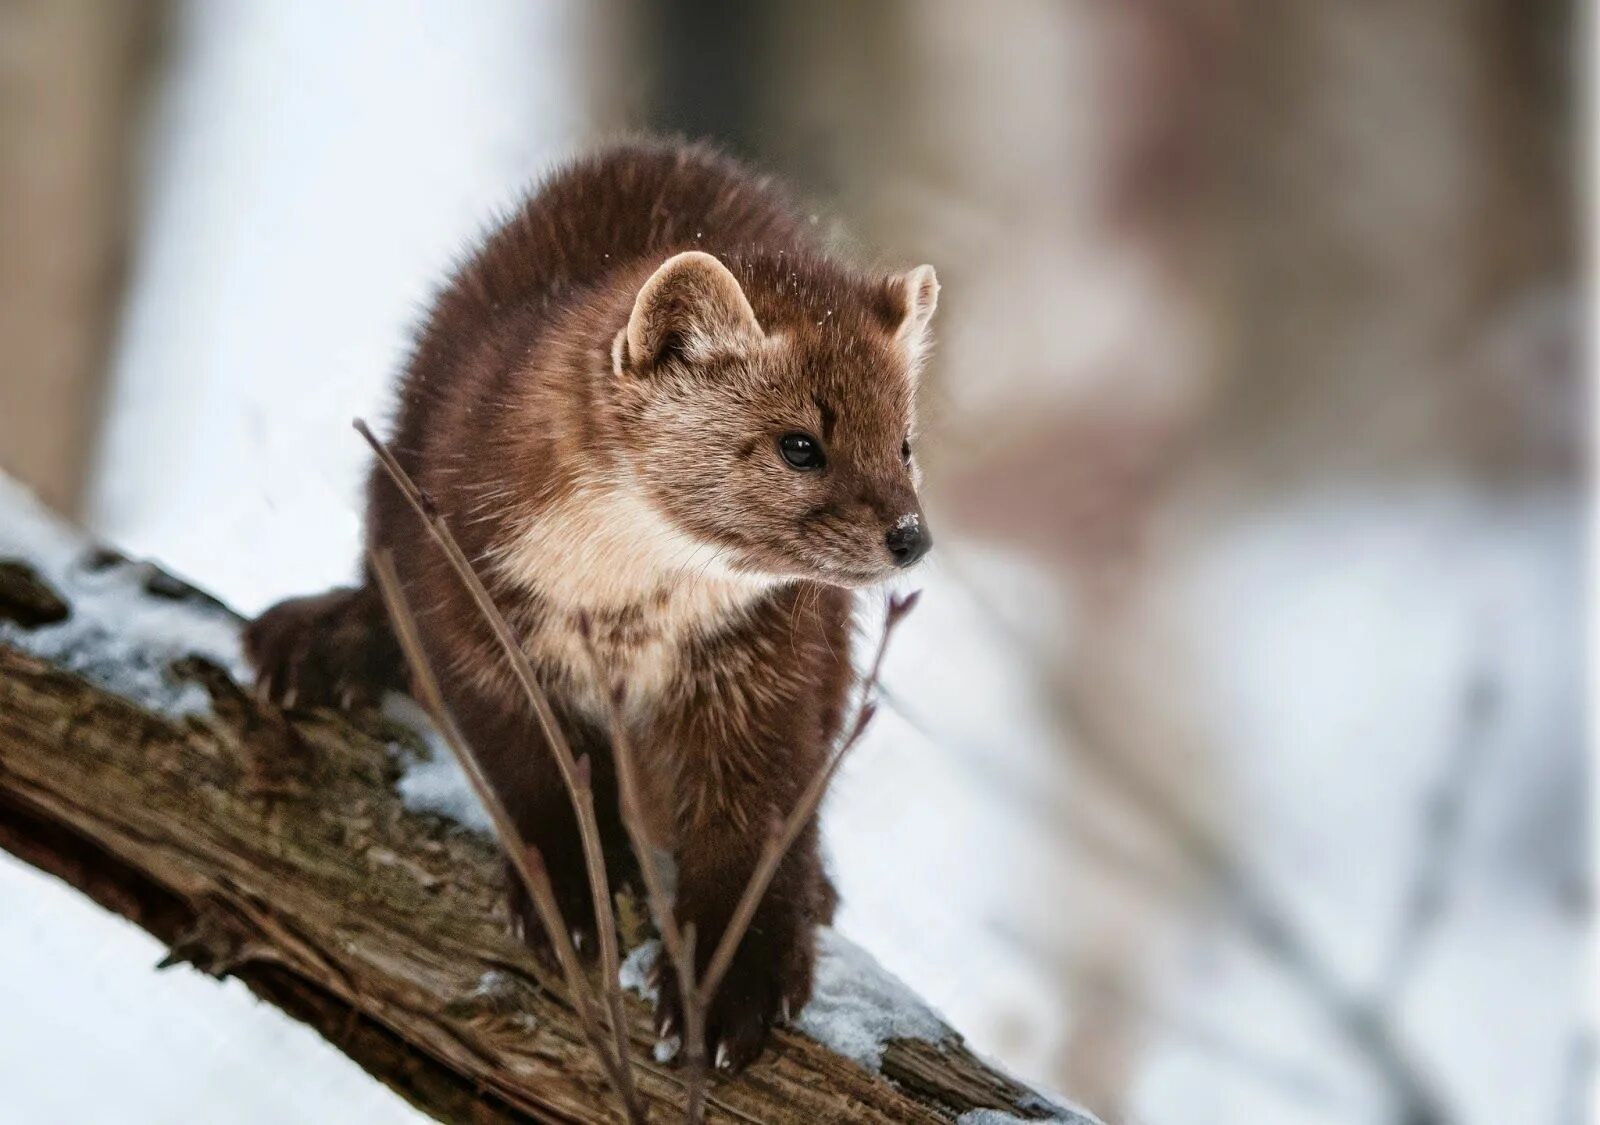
610;250;937;589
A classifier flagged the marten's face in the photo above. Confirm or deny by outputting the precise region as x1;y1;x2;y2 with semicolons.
612;252;938;588
621;332;929;586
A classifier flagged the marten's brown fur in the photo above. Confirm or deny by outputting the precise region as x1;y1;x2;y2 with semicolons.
246;140;937;1071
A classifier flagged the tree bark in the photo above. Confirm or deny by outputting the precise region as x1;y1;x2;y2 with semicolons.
0;525;1084;1124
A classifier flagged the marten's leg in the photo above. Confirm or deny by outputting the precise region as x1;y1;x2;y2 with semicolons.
500;752;597;953
653;810;825;1072
648;696;834;1070
648;593;850;1072
455;695;635;957
245;583;405;709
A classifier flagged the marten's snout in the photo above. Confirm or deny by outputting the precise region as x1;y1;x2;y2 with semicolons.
885;514;932;568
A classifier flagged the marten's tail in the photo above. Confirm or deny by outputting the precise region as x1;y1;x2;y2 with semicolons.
245;583;404;710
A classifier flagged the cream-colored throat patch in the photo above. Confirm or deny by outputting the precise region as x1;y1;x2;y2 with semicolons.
491;479;760;610
488;479;771;713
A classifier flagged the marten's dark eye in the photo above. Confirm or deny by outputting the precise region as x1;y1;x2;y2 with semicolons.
778;432;825;471
901;438;912;464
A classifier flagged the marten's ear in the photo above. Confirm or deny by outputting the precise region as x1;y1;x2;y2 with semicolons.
615;251;763;375
881;264;939;372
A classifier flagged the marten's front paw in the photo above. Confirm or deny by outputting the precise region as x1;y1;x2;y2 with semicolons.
503;859;599;960
652;927;814;1074
245;588;397;710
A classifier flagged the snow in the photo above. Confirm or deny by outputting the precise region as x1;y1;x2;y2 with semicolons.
385;695;495;835
959;1106;1097;1125
623;931;957;1073
0;850;424;1125
0;475;247;717
619;939;660;998
796;927;952;1068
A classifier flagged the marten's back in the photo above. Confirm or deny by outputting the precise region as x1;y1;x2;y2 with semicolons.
459;141;807;317
403;142;807;413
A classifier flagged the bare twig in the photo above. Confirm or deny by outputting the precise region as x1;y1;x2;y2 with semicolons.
369;549;634;1114
358;421;639;1120
677;925;706;1125
698;592;917;1009
1377;640;1499;1006
576;615;710;1121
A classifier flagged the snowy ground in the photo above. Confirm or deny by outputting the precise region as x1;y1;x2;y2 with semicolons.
0;852;424;1125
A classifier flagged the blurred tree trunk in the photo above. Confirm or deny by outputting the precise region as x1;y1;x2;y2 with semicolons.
1215;0;1578;492
0;0;165;517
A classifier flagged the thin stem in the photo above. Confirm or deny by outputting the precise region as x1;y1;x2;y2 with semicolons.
356;420;638;1117
370;549;634;1113
1377;646;1498;1006
577;619;710;1123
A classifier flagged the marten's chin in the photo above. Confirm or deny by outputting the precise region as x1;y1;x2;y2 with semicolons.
807;561;903;589
712;546;886;588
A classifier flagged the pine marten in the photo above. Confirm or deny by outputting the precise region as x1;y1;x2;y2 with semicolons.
246;140;937;1071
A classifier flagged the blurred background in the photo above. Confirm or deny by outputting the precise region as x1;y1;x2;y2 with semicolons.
0;2;1586;1122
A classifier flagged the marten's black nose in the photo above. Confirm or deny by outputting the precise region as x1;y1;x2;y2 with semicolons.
885;516;931;568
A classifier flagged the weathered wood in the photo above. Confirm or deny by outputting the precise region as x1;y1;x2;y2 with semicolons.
0;529;1086;1124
